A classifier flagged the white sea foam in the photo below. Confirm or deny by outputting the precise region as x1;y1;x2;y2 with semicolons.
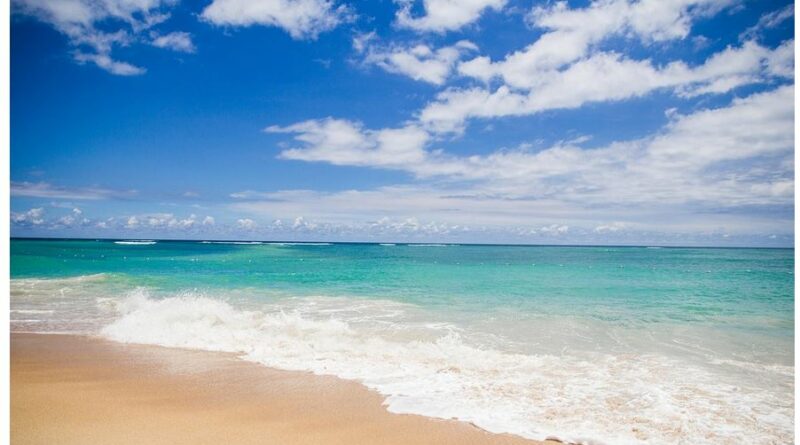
201;241;263;245
11;309;55;314
114;240;157;245
11;274;120;333
10;276;793;444
408;243;451;247
265;242;332;246
379;243;397;246
97;289;793;445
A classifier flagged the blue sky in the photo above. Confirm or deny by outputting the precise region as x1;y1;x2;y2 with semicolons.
10;0;795;246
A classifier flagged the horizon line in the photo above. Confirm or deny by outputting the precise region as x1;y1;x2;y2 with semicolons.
9;236;794;250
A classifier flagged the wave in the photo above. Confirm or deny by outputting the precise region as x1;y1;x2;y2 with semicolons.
11;274;121;335
265;242;332;246
114;240;157;245
200;241;263;245
11;309;55;314
11;273;110;285
408;243;452;247
379;243;397;246
98;290;792;445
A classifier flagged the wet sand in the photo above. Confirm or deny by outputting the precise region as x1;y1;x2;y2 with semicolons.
11;333;557;445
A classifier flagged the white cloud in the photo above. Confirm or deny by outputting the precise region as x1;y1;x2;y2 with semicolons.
135;213;200;229
237;218;257;230
425;41;793;133
150;31;196;53
11;181;136;200
50;207;92;227
268;118;430;168
55;213;90;227
356;37;478;85
538;224;569;235
594;222;628;233
11;208;45;226
263;85;793;234
12;0;185;74
125;216;140;229
764;39;794;78
395;0;507;33
201;0;352;40
73;51;146;75
458;0;731;86
27;212;220;233
398;0;787;134
367;216;467;236
230;190;274;199
291;216;318;231
740;4;794;41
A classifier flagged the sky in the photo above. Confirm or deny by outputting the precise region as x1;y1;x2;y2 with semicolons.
9;0;795;246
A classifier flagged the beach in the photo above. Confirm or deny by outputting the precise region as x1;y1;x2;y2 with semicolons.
12;333;553;445
10;240;795;444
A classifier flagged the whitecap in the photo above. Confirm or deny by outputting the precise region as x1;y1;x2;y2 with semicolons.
98;290;793;445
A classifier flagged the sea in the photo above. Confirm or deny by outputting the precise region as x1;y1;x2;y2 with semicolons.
9;238;794;444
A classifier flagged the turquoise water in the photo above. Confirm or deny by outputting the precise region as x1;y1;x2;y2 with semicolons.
10;239;795;444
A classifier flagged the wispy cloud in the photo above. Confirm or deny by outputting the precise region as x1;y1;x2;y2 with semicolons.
12;0;189;74
150;31;196;53
740;4;794;41
11;182;137;200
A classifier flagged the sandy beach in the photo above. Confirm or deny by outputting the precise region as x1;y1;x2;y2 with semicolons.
11;333;555;445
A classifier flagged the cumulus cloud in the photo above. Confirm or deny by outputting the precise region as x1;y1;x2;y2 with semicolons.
131;213;202;229
427;40;793;133
291;216;317;231
12;0;187;74
395;0;507;33
383;0;787;135
355;35;478;85
201;0;352;40
264;85;793;234
368;216;468;236
125;216;140;229
458;0;730;85
537;224;569;235
268;118;430;168
594;222;628;233
236;218;257;230
96;218;114;229
11;208;45;226
59;213;218;232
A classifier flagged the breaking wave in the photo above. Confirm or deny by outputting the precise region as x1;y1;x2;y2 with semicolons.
97;289;793;445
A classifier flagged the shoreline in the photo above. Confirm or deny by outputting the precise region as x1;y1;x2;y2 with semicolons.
11;333;557;445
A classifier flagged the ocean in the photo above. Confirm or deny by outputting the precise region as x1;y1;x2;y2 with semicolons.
10;239;794;444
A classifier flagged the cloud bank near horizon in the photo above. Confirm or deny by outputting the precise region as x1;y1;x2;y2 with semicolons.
10;0;795;246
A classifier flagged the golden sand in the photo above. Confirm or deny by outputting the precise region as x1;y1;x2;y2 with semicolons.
11;333;558;445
